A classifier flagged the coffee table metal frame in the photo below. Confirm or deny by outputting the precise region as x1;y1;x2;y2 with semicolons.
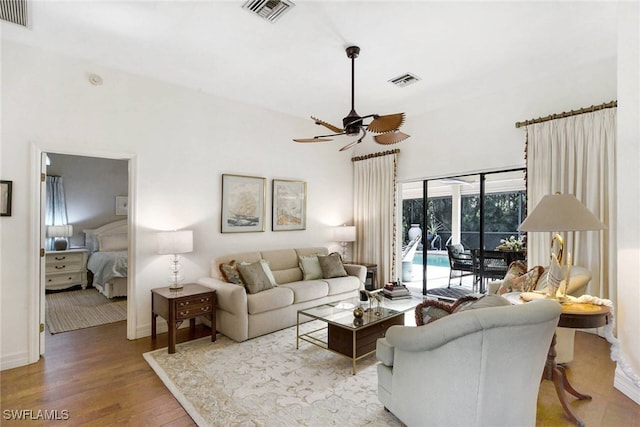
296;298;405;374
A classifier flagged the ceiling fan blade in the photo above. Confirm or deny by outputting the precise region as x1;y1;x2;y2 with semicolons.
339;139;359;152
293;137;333;143
374;131;410;145
367;113;406;133
339;127;367;152
311;116;344;134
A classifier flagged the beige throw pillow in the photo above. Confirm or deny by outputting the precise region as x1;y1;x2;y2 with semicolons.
237;261;275;294
317;254;348;279
299;255;323;280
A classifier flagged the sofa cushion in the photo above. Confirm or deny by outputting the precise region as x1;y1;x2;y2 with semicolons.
279;280;329;303
324;276;361;296
238;261;275;294
318;254;348;278
247;286;294;314
299;255;323;280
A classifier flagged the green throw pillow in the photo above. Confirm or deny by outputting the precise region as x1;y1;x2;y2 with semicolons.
317;254;348;279
299;255;323;280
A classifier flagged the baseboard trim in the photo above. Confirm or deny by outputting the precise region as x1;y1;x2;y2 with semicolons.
0;351;30;371
614;366;640;405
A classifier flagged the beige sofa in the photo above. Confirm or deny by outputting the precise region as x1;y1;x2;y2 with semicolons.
197;247;366;342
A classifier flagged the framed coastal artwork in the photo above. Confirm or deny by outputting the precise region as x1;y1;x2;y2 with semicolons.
272;179;306;231
1;180;12;217
221;174;266;233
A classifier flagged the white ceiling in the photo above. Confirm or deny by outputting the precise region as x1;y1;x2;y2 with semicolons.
2;1;619;129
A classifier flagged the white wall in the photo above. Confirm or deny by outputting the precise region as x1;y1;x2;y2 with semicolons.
614;1;640;404
0;41;353;369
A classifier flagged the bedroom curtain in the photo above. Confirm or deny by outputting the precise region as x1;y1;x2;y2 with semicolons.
352;150;399;287
525;108;616;300
45;176;69;251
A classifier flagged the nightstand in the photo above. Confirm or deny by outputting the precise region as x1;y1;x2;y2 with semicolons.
45;248;89;291
151;283;216;354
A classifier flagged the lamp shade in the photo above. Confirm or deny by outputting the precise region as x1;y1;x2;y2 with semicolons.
334;225;356;242
518;194;606;232
47;224;73;238
157;230;193;255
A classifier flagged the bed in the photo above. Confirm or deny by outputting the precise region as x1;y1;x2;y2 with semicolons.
84;220;128;298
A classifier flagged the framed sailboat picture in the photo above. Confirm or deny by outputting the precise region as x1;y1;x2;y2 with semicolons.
221;174;266;233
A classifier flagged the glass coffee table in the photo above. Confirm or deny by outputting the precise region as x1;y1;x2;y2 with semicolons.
296;297;410;374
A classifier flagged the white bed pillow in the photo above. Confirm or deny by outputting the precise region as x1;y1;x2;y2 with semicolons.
98;233;128;252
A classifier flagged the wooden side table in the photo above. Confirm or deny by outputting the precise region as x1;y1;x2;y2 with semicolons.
545;303;610;427
350;262;378;290
151;283;216;354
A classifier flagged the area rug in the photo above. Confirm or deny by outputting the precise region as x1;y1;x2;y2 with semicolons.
45;288;127;334
143;322;401;426
425;286;474;301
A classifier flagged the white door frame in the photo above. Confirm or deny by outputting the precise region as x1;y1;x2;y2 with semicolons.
29;144;137;362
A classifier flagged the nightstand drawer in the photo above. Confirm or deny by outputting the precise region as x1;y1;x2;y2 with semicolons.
45;260;84;273
47;272;84;287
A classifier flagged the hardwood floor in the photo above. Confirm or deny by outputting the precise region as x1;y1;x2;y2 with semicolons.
1;322;638;426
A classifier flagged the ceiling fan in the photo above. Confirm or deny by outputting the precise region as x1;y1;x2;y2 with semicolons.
293;45;410;152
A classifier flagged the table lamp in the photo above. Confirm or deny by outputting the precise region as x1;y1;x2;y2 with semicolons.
518;193;605;298
157;230;193;291
47;224;73;250
334;225;356;262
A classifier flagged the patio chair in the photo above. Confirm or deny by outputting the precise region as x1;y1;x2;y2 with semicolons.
446;244;474;288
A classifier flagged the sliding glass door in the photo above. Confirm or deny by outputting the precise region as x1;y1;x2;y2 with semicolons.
400;168;526;295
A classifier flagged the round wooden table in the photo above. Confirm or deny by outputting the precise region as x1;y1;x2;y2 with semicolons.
545;302;610;427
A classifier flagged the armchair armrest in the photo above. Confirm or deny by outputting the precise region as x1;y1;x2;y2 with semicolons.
376;337;395;367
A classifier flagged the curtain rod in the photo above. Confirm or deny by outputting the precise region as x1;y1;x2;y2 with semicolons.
351;148;400;162
515;100;617;128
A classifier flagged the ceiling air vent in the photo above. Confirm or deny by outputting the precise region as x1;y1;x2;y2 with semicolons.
1;0;28;28
243;0;294;23
389;73;421;88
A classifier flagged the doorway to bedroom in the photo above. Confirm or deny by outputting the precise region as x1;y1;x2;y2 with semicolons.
42;153;130;337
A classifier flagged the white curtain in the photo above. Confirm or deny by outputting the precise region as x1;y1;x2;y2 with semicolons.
526;108;616;300
45;176;69;250
353;151;399;287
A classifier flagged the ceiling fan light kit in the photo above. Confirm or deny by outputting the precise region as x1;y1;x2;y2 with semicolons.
293;45;410;152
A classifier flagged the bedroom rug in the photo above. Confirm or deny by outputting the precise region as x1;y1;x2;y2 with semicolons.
143;322;401;427
45;288;127;334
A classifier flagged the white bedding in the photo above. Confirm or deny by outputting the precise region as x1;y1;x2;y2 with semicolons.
84;220;129;298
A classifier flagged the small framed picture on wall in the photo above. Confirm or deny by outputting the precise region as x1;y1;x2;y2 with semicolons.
272;179;306;231
115;196;128;216
1;180;12;217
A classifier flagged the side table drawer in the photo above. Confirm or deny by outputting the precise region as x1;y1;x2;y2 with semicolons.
176;295;213;309
176;304;213;320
